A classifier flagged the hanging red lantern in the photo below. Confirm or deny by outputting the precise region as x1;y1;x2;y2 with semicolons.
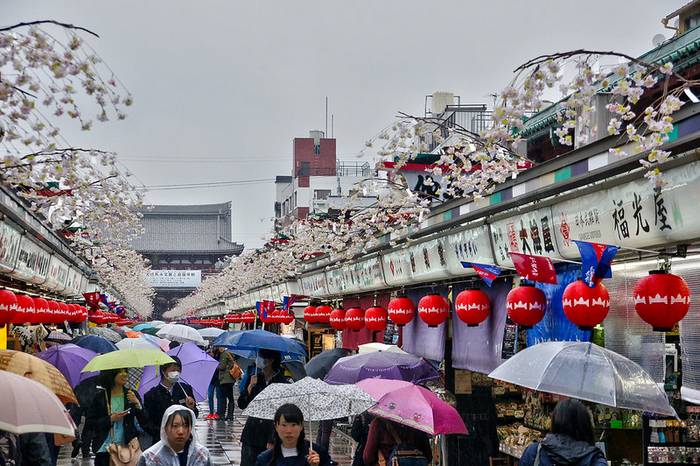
0;290;18;326
280;311;295;325
241;312;256;324
345;307;365;331
506;285;547;329
14;294;35;324
57;302;71;322
634;271;691;332
562;280;610;330
32;297;50;324
455;290;491;327
387;296;415;327
365;306;387;332
329;308;346;330
315;305;333;324
46;300;59;324
303;306;317;324
80;306;89;323
418;294;450;328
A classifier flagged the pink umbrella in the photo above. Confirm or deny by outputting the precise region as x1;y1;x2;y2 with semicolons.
0;370;76;436
357;379;467;435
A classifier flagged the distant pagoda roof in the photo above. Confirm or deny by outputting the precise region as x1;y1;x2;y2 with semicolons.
131;201;244;254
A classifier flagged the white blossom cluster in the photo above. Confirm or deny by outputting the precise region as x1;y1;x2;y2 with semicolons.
0;23;153;317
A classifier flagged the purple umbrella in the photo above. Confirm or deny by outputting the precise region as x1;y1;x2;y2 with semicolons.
323;351;440;385
36;344;99;388
139;342;218;401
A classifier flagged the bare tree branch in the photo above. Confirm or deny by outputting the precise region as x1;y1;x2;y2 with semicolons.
0;20;99;38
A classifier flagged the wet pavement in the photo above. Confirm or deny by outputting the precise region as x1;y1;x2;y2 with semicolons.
58;402;355;465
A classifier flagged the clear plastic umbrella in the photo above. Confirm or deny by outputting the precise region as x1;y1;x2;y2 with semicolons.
156;324;206;345
488;341;675;416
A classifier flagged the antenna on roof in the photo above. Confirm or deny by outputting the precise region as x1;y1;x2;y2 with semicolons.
652;34;666;47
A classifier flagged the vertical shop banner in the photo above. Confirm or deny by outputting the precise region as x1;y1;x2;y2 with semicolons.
0;221;22;274
402;287;447;361
381;249;414;287
527;263;591;345
408;238;451;283
452;280;511;374
444;224;497;277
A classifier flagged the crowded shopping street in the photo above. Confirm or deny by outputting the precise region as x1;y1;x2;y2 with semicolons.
5;1;700;465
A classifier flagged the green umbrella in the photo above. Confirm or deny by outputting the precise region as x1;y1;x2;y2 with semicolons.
81;349;174;372
141;327;160;336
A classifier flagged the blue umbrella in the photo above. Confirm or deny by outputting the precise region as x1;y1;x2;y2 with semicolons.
133;323;155;332
72;334;118;354
212;329;306;356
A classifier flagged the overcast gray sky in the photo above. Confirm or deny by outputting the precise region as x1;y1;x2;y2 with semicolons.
6;1;683;248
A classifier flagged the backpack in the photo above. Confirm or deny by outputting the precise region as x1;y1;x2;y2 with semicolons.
0;431;19;466
383;422;428;466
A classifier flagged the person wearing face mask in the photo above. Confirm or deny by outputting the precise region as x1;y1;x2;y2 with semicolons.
238;349;293;466
143;357;199;449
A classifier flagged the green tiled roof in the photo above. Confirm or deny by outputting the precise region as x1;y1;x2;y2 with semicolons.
520;24;700;138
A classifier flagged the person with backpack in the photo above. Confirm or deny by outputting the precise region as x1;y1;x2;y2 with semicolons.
519;399;607;466
363;418;432;466
216;347;240;421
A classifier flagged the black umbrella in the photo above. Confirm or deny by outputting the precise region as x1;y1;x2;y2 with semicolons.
304;348;350;379
282;361;307;381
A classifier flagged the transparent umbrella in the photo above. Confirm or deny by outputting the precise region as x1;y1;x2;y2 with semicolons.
488;341;675;417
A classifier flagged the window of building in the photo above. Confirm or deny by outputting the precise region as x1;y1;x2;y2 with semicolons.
314;189;331;200
294;192;297;209
686;13;700;31
299;161;310;176
313;144;321;155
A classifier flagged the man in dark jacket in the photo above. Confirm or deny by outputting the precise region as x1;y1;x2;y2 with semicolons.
143;357;199;447
238;350;292;466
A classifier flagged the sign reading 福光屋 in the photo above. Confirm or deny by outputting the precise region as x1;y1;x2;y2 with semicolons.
147;270;202;288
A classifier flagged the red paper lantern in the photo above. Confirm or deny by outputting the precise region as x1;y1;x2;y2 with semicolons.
315;305;333;324
32;297;50;324
634;271;691;332
418;294;450;327
562;280;610;330
303;306;317;324
506;285;547;329
241;312;256;324
365;306;387;332
46;300;59;324
57;302;70;323
329;308;346;330
0;290;18;326
280;311;295;325
387;296;415;327
455;290;491;327
14;294;35;324
345;307;365;331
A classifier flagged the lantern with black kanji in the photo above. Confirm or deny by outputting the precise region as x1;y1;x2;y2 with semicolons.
365;306;387;332
345;307;365;331
387;296;415;327
303;306;317;324
329;308;346;330
633;271;691;331
506;285;546;328
315;305;333;324
454;290;490;327
418;294;450;327
0;290;17;326
562;280;610;330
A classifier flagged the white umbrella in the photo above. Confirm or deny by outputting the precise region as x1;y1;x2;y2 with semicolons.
488;341;676;417
198;327;225;338
358;342;407;355
0;371;76;436
116;337;160;351
242;376;374;421
156;323;206;345
149;320;167;328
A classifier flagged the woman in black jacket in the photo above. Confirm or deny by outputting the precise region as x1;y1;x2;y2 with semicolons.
255;403;331;466
238;350;293;466
84;368;147;466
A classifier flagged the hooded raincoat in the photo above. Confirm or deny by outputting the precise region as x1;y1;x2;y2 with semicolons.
137;405;211;466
